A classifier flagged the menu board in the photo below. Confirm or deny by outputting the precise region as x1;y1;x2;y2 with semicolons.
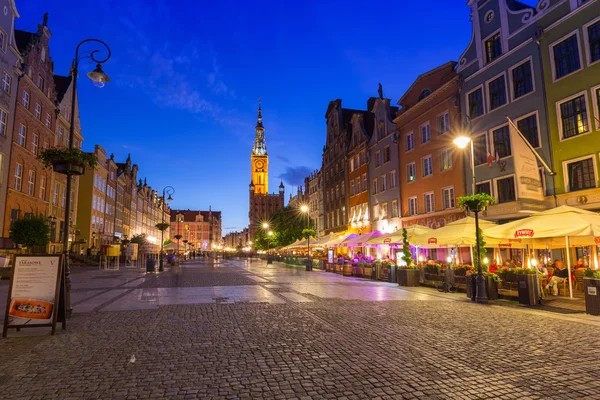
3;255;63;337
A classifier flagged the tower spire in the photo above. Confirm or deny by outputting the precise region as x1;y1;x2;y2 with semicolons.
252;98;267;155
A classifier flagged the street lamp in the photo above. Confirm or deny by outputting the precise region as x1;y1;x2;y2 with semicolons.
452;113;475;195
267;230;273;264
300;204;312;271
62;38;111;317
158;186;174;272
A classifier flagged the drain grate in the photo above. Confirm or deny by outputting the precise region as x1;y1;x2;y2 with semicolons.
212;297;229;304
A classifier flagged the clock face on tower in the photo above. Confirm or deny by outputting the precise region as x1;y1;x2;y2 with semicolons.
255;160;264;171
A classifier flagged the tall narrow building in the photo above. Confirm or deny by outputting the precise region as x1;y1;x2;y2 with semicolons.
248;101;284;241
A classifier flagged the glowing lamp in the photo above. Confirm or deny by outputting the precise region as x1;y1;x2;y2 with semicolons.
87;64;110;88
453;136;471;149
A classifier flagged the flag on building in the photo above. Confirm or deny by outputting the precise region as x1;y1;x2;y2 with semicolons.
508;119;544;203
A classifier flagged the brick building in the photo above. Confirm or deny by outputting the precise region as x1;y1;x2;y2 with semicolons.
170;209;222;252
347;109;373;236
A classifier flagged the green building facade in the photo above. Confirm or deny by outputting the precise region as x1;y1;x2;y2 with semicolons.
541;0;600;210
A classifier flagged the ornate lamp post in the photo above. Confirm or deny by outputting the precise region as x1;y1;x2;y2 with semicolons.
158;186;174;272
267;230;273;264
62;39;111;317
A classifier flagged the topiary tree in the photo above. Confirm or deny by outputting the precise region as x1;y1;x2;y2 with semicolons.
401;228;413;267
9;214;50;253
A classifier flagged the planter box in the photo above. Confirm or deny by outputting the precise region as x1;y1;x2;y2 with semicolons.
517;274;539;306
397;268;420;287
343;263;352;276
466;275;498;300
335;263;344;274
363;266;373;279
351;265;361;276
584;278;600;316
53;162;85;176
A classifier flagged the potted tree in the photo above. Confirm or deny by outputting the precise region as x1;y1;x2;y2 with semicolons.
584;268;600;316
397;228;419;286
457;193;495;303
39;146;98;176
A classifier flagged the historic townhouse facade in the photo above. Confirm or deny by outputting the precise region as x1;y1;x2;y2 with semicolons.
457;0;570;222
0;0;21;245
540;0;600;212
368;93;400;235
395;62;466;238
170;209;222;252
323;100;357;235
5;19;56;238
304;169;323;236
347;110;373;236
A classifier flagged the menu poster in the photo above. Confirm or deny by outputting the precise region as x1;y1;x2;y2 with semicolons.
3;255;64;337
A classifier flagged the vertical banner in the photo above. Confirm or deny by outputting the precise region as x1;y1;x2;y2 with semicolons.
3;255;64;337
508;120;544;203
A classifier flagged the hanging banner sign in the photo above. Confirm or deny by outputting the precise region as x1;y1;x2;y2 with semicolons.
3;255;65;337
508;120;545;206
383;238;391;244
428;238;437;244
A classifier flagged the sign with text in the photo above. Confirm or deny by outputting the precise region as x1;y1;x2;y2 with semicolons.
509;121;544;204
3;255;64;337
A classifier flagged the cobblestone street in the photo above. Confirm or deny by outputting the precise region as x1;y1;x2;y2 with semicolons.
1;259;599;400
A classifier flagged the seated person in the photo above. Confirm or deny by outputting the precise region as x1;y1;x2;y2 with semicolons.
535;263;548;278
488;262;498;273
575;258;586;269
546;260;568;296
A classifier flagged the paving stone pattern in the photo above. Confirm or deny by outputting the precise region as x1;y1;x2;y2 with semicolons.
0;260;599;399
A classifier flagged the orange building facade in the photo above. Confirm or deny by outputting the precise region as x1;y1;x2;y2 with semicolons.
347;111;373;235
395;62;466;259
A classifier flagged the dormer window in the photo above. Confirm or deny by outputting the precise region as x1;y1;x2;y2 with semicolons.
418;89;432;101
485;33;502;63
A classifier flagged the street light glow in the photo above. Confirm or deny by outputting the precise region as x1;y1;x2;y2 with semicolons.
268;231;273;236
453;136;471;149
300;204;309;213
262;222;269;229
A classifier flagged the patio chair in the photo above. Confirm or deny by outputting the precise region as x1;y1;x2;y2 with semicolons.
573;269;585;292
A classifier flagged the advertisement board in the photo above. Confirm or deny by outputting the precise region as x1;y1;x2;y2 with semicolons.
3;255;64;337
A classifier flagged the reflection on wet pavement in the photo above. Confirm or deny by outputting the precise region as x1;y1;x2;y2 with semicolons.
62;260;448;313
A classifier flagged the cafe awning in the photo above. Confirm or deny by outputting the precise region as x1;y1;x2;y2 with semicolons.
411;216;498;247
339;231;382;247
368;225;432;245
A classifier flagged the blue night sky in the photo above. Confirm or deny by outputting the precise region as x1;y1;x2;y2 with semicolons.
15;0;498;234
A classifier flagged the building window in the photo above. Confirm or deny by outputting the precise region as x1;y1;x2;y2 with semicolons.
14;163;22;190
440;148;453;171
567;158;595;191
559;94;589;139
0;108;6;136
488;75;507;110
375;150;381;167
492;126;511;158
437;112;449;135
34;103;41;119
381;174;387;191
381;202;388;219
58;126;64;142
553;33;581;79
422;155;433;177
406;162;416;182
53;183;59;205
424;192;434;213
389;170;397;188
383;146;391;163
372;179;378;194
420;123;431;144
17;124;26;146
61;188;66;207
511;60;533;99
32;134;39;155
496;176;516;203
362;173;367;192
27;170;35;196
1;71;10;93
473;134;488;166
516;114;539;148
476;181;492;195
408;197;418;216
45;113;51;129
40;176;46;200
588;20;600;64
0;30;5;51
350;180;355;196
442;187;455;209
391;200;399;218
405;132;414;152
485;33;502;63
418;89;432;101
22;91;29;109
37;74;44;91
468;88;484;118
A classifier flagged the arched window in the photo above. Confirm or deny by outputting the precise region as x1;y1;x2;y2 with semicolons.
418;89;432;101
